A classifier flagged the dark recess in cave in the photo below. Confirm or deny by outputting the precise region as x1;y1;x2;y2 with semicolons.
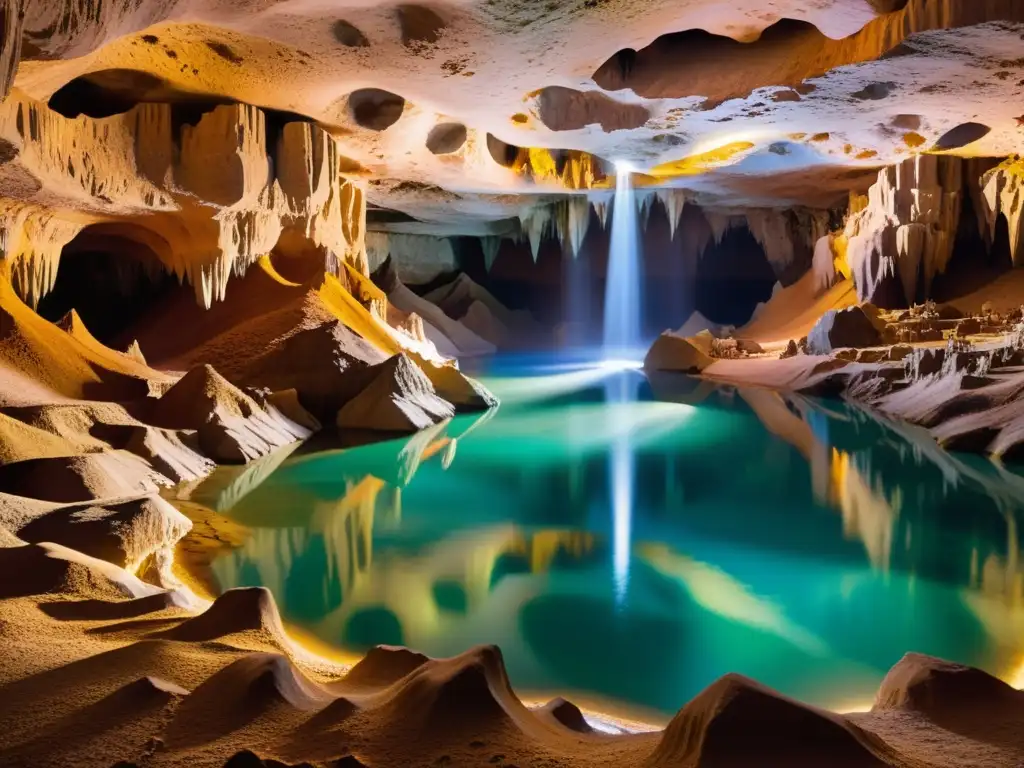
486;133;522;167
348;88;406;130
49;70;166;118
36;231;177;346
594;18;819;95
446;202;776;342
692;225;777;326
932;197;1014;305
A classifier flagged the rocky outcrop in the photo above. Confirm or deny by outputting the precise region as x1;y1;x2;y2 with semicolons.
806;306;884;354
841;156;964;308
979;157;1024;266
147;365;314;463
0;95;367;310
644;331;714;373
2;493;191;574
336;354;456;433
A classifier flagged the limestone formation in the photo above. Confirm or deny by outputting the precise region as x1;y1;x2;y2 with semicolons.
980;157;1024;266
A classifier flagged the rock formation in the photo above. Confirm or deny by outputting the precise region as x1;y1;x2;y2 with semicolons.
3;1;1024;766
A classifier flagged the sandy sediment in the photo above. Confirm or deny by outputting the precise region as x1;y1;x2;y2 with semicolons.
2;509;1023;768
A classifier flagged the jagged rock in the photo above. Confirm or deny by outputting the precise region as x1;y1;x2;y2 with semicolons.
905;347;945;380
980;157;1024;265
842;155;963;307
148;365;314;463
806;306;884;354
336;354;456;432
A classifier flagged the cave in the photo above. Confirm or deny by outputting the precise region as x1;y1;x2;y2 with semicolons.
35;225;177;346
8;2;1024;766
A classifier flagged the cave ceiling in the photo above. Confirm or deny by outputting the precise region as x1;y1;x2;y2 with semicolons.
11;0;1024;237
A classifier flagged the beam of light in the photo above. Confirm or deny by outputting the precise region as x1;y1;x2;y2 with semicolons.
603;164;642;360
611;436;632;605
606;372;641;606
484;365;633;405
614;159;635;174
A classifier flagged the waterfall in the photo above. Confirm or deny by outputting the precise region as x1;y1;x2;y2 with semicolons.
602;163;642;360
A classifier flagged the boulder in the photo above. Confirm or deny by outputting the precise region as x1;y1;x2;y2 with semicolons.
644;332;714;373
336;354;456;433
806;306;884;354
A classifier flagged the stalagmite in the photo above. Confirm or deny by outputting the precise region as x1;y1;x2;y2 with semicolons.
980;158;1024;266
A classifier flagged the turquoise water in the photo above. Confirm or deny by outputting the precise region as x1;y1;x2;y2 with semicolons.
187;357;1024;718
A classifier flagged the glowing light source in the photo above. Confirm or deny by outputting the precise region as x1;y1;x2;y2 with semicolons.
597;358;643;371
614;159;635;174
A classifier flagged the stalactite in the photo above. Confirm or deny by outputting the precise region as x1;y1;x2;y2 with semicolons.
589;192;612;229
703;211;740;247
0;204;81;307
480;236;501;272
637;191;655;232
0;91;369;310
842;155;966;306
519;205;552;262
744;210;795;277
655;189;687;240
554;196;590;258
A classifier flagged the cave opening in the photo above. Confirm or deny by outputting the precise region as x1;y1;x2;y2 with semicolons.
36;226;177;346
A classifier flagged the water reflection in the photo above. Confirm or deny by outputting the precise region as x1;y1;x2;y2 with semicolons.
174;362;1024;716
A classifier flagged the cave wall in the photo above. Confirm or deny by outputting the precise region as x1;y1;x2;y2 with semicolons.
837;154;1022;308
0;92;367;310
